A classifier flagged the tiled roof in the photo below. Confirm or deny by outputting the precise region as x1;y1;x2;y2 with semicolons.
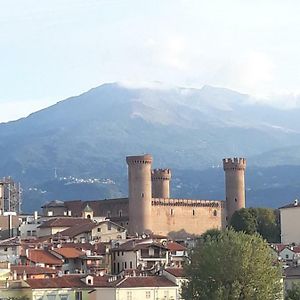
165;268;185;278
285;266;300;278
38;217;94;228
27;249;63;266
60;242;107;255
26;274;177;289
26;275;87;289
11;265;57;276
52;247;84;259
116;276;177;288
113;239;166;252
270;243;286;253
0;237;20;247
57;222;97;238
166;242;187;251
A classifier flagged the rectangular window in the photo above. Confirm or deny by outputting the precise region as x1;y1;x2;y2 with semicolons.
97;227;101;232
59;295;69;300
130;261;133;269
75;291;82;300
127;291;132;300
108;223;112;230
146;291;151;299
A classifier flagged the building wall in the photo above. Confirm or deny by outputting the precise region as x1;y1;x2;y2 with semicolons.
112;251;136;274
280;207;300;244
32;288;91;300
151;199;226;238
117;286;178;300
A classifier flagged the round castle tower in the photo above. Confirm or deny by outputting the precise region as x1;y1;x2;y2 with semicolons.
151;169;171;198
126;154;153;235
223;157;246;222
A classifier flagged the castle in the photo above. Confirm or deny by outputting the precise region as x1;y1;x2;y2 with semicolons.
42;155;246;238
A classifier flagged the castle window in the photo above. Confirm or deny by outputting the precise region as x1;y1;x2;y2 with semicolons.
235;198;237;202
141;193;144;198
192;209;195;216
213;210;217;217
86;214;91;219
119;210;122;217
170;209;174;216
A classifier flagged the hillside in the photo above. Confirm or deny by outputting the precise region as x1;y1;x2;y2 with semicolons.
1;83;300;211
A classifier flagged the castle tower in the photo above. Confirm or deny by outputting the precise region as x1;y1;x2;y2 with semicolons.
151;169;171;198
223;157;246;222
126;154;153;235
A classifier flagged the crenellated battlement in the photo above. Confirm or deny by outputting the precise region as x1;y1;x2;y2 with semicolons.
151;169;171;180
223;157;246;170
151;198;225;208
126;154;153;165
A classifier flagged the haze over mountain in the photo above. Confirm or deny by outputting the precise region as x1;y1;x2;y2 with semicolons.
1;83;300;211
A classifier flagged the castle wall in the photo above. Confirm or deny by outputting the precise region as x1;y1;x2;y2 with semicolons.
151;198;226;239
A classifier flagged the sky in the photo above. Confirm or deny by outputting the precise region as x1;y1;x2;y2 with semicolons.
1;0;300;121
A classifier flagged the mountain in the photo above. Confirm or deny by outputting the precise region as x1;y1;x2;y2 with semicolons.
1;82;300;211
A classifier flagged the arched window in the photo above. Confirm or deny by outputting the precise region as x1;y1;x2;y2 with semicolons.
213;210;217;217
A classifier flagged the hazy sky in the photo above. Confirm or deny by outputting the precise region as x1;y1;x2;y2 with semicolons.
1;0;300;121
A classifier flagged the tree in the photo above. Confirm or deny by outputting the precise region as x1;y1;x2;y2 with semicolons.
230;208;280;242
230;208;257;234
182;229;282;300
285;282;300;300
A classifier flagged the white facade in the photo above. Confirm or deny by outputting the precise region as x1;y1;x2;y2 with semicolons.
280;204;300;244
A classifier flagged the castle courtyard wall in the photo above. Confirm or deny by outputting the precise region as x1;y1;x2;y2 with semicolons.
151;198;226;238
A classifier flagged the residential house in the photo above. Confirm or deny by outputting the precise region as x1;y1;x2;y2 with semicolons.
111;239;168;274
0;237;20;264
166;242;188;268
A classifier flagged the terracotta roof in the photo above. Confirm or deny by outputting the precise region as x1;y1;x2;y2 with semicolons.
165;268;185;278
60;242;107;255
26;275;87;289
166;242;187;251
270;244;286;253
52;247;84;259
27;249;63;266
116;276;177;288
38;217;94;228
11;265;57;276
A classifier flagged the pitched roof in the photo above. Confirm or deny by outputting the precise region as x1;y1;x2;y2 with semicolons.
279;200;300;209
166;242;187;251
165;268;185;278
116;276;177;288
285;266;300;278
11;265;57;276
27;249;63;266
57;222;97;238
113;239;167;252
52;247;84;259
26;276;87;289
38;217;94;228
0;237;20;247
